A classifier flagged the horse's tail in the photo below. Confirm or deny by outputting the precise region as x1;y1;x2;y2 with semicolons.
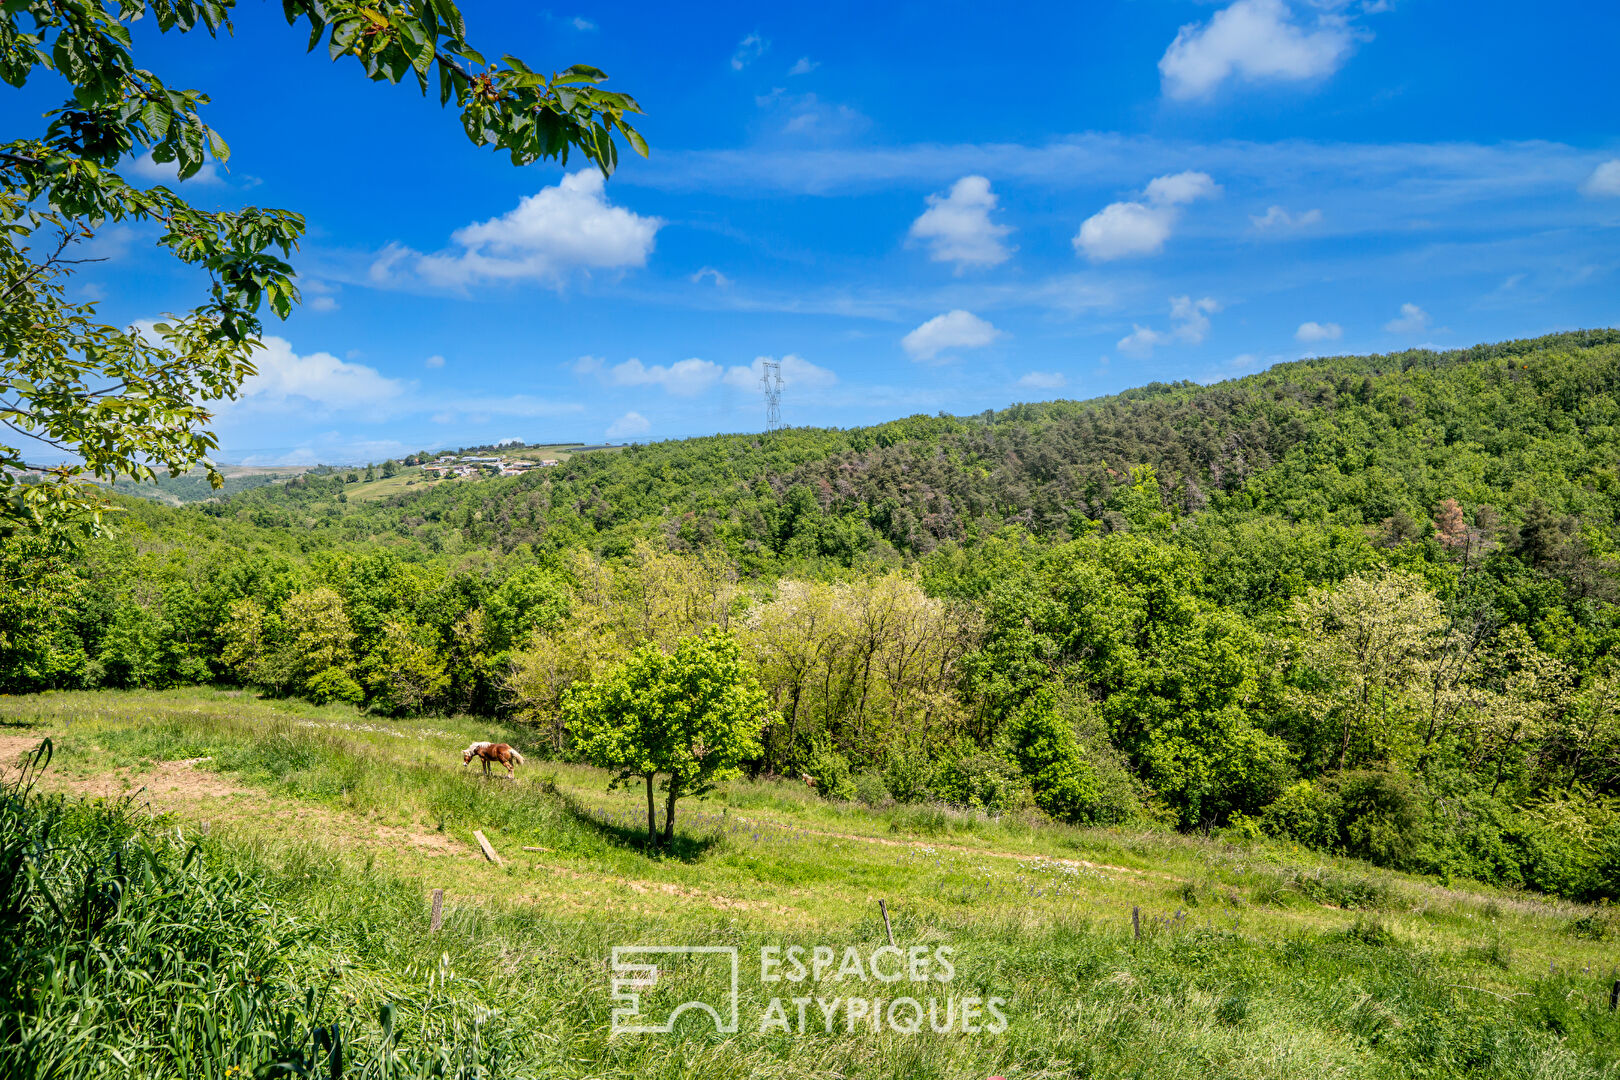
509;748;525;766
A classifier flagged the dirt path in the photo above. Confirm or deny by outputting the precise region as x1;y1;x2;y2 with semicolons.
0;733;466;858
730;813;1169;881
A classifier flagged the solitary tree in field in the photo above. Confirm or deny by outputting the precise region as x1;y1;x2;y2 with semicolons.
564;630;773;850
1;0;645;542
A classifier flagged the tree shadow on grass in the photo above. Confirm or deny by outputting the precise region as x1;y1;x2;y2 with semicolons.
550;785;733;863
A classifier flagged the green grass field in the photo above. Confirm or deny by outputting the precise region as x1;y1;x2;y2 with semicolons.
339;445;586;502
2;688;1618;1079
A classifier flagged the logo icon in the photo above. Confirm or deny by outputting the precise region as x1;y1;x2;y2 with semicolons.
610;946;740;1035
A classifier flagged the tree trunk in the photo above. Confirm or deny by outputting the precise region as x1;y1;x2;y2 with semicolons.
662;776;680;848
645;772;657;850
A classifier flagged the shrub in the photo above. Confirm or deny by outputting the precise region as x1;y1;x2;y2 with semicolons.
305;665;363;705
803;737;856;802
852;771;890;808
1259;780;1339;849
999;689;1107;824
1330;767;1426;868
881;748;933;804
933;753;1032;815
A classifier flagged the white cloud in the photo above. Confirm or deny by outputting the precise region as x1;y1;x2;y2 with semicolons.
607;411;651;438
1384;302;1430;334
1159;0;1359;101
1017;371;1067;391
570;15;596;30
732;33;768;70
125;154;223;186
757;91;868;138
1582;160;1620;197
691;266;732;287
722;354;838;390
606;357;723;396
788;56;819;76
302;278;339;313
424;354;445;368
1296;320;1342;342
377;171;661;288
1143;171;1221;206
901;309;999;363
908;175;1014;271
234;335;405;412
1251;204;1323;229
1074;171;1219;261
1117;296;1220;357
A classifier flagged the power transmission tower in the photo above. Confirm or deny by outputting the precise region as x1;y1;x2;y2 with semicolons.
760;359;783;432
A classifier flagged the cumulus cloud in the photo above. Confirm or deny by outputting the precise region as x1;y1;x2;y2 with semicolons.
1582;160;1620;198
1017;371;1067;391
788;56;819;76
1296;320;1342;343
1074;171;1219;261
908;175;1015;271
607;411;651;439
231;335;405;412
424;354;445;368
721;354;838;390
604;357;723;396
373;171;661;289
901;310;1000;363
1384;302;1430;334
732;33;768;70
1159;0;1359;100
125;154;223;186
1251;205;1323;229
1118;296;1220;357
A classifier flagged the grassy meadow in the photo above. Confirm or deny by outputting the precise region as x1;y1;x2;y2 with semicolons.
2;688;1618;1079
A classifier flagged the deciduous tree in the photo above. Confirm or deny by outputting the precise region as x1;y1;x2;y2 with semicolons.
563;630;772;850
2;0;645;539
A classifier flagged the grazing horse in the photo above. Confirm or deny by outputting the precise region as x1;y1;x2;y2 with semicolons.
462;741;524;780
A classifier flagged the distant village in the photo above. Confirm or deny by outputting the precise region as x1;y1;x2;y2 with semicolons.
415;453;560;480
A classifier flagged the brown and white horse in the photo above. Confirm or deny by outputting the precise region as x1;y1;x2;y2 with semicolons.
462;741;524;780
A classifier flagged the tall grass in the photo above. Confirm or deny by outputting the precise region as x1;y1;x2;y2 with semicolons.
0;741;511;1078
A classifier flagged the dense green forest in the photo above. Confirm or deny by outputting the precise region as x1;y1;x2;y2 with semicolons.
5;329;1620;900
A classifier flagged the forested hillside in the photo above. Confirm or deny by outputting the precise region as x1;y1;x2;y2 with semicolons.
5;329;1619;900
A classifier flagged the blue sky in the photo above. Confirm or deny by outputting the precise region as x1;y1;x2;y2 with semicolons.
11;0;1620;464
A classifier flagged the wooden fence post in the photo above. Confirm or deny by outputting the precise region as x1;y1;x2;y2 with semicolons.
1132;905;1141;941
1610;979;1618;1012
879;900;895;947
430;888;444;933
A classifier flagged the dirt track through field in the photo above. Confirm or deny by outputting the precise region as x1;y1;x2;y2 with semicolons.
732;814;1168;881
0;733;467;858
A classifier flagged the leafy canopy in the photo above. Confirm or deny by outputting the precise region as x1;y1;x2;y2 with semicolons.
564;629;772;846
1;0;645;540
